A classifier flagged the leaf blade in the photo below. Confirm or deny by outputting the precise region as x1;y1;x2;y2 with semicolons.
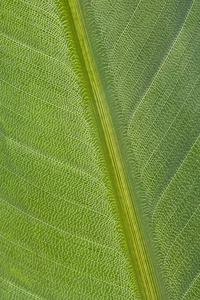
80;0;200;298
0;0;138;298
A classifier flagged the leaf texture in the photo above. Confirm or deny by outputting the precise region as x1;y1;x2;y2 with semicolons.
0;1;138;298
0;0;200;299
80;0;200;299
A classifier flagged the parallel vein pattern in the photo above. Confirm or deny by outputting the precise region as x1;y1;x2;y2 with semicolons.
1;0;200;299
0;0;138;299
81;0;200;298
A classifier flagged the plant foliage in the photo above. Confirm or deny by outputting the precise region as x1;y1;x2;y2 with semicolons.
0;0;200;299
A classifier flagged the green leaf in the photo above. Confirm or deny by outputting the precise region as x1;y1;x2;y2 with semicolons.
0;0;199;299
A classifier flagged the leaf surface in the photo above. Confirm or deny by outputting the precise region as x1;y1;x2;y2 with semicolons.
0;0;200;299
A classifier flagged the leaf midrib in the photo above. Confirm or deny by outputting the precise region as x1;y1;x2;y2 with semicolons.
62;0;161;298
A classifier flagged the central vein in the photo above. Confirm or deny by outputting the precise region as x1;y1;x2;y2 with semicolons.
63;0;160;299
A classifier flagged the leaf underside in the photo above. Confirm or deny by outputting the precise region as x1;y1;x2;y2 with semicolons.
0;0;200;299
